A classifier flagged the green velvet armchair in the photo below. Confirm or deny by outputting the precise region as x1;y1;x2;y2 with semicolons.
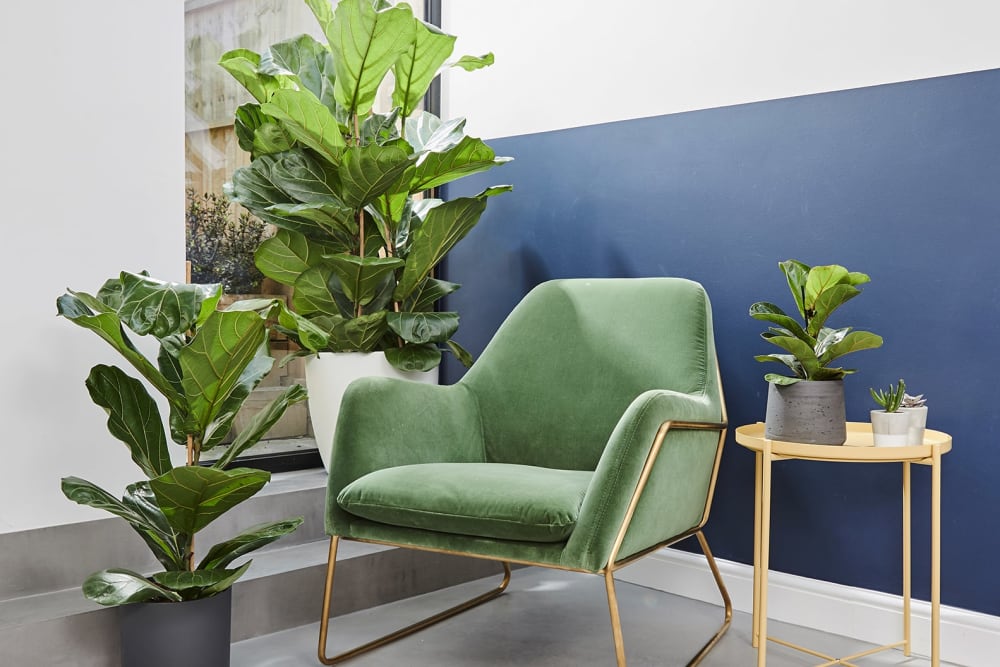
318;277;731;666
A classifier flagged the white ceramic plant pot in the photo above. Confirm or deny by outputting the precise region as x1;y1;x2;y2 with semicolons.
305;352;438;471
901;406;928;445
870;410;911;447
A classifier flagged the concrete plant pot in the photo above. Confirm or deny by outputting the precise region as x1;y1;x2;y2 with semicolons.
871;410;911;447
764;380;846;445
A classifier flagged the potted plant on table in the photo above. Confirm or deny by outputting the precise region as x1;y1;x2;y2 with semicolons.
750;259;884;445
57;271;306;667
218;0;511;469
870;379;910;446
900;390;928;443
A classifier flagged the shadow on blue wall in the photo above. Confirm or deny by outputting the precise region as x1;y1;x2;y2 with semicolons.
442;68;1000;616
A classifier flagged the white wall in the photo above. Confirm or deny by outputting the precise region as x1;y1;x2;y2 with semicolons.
0;2;184;532
443;0;1000;140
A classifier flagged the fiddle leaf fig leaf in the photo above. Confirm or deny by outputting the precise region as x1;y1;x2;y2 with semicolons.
218;49;293;103
763;335;821;378
153;562;252;595
394;186;511;301
392;18;456;118
386;311;459;344
198;518;304;570
450;52;494;71
56;293;184;408
267;150;345;204
201;354;274;452
338;143;415;210
807;283;861;336
819;330;883;365
259;33;335;107
805;264;850;311
778;259;810;320
122;481;185;571
179;310;267;433
261;88;346;162
118;272;217;339
326;254;403;306
62;478;183;571
411;135;511;192
340;311;388;350
446;339;474;368
384;343;441;372
150;466;270;536
85;364;171;479
83;569;182;606
749;302;811;344
293;265;344;318
327;0;415;116
406;277;460;312
255;229;341;286
212;384;308;469
764;373;802;386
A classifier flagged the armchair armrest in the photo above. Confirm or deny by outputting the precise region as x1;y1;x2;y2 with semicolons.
563;389;726;572
326;377;485;533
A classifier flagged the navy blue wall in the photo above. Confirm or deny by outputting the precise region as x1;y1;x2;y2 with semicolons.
442;68;1000;616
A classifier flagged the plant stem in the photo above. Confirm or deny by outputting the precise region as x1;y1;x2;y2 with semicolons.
186;435;196;572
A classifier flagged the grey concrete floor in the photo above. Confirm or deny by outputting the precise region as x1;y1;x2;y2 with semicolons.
232;567;958;666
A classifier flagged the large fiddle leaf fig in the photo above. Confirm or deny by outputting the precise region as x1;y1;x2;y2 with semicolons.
222;0;512;371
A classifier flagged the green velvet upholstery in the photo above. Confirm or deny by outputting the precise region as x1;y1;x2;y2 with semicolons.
339;463;592;543
325;278;724;574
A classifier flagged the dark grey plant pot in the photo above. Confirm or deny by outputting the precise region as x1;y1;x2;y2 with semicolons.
119;588;231;667
764;380;846;445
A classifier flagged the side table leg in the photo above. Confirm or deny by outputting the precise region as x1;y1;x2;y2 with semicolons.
753;451;763;648
757;444;773;667
931;447;942;666
903;462;911;656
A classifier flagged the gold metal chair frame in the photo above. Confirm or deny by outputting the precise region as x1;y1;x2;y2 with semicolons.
317;416;731;666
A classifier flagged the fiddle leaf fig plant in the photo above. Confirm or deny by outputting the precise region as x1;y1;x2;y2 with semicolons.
57;272;306;605
221;0;511;372
750;259;884;385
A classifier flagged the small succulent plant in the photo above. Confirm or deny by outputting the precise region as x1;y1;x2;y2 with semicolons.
870;379;906;412
901;392;927;408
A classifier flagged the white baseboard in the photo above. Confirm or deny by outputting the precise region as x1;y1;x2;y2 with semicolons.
616;547;1000;667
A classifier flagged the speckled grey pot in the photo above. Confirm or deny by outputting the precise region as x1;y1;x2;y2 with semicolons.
764;380;846;445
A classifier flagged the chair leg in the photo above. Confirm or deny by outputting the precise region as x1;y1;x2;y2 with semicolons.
604;531;732;667
317;536;513;665
688;530;733;666
604;570;628;667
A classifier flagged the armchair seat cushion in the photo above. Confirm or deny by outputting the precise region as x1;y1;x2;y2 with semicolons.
338;463;593;543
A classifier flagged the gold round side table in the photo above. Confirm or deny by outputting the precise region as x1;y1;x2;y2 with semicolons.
735;422;952;667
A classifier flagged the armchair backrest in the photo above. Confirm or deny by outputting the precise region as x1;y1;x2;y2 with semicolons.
460;278;721;471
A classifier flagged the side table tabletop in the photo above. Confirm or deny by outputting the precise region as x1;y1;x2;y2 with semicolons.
735;422;952;667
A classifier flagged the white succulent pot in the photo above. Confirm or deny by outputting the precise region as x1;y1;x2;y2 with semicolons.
901;405;928;445
305;352;438;471
870;410;911;447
